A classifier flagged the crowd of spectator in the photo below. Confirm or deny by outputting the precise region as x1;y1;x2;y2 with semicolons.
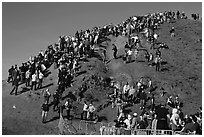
7;9;202;134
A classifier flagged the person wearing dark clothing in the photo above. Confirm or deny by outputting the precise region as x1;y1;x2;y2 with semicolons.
10;66;19;95
155;104;169;130
10;76;19;95
155;56;161;72
59;36;66;51
19;63;26;83
191;116;202;134
174;96;182;109
64;98;72;119
41;102;49;123
138;116;148;129
112;44;118;59
140;90;146;110
181;116;200;134
124;42;129;50
150;94;155;112
176;11;180;19
12;66;19;86
52;91;60;111
7;66;14;83
155;49;161;57
58;101;64;118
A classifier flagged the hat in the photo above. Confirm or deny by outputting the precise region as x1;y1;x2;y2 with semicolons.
133;113;137;117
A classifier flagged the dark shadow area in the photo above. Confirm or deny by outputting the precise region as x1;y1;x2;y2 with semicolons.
98;44;107;49
46;116;59;123
160;68;169;72
43;71;52;78
91;52;103;61
41;83;54;89
19;86;30;94
161;61;168;65
136;60;145;63
98;36;111;43
62;92;77;101
123;109;132;114
76;70;87;76
117;55;123;59
97;116;108;122
123;103;133;108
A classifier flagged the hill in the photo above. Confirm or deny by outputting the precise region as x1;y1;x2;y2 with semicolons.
2;19;202;134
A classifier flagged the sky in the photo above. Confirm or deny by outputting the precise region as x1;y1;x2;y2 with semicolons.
2;2;202;80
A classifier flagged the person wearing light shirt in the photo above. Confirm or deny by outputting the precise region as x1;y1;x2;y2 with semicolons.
127;49;133;63
87;103;96;120
123;82;130;94
170;108;182;131
25;70;31;87
124;115;132;130
81;101;89;120
31;73;37;90
38;71;44;89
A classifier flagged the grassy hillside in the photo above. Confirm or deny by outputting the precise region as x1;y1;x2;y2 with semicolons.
2;19;202;134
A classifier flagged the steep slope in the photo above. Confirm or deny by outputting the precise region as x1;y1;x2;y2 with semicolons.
155;19;202;114
2;19;202;134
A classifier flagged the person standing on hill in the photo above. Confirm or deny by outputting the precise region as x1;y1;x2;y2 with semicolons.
87;103;96;121
43;89;51;104
12;65;19;86
19;63;26;83
112;44;118;59
131;113;138;134
52;90;60;111
10;65;19;95
81;100;89;120
25;69;31;87
155;49;161;57
151;113;158;133
7;65;14;83
170;27;175;37
41;101;49;124
31;72;37;90
155;55;162;72
10;75;19;95
155;104;169;130
37;70;44;89
150;93;155;113
140;90;147;110
102;49;107;63
64;98;72;120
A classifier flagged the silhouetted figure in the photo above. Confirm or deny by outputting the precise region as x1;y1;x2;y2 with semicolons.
7;66;14;83
41;102;49;124
112;44;118;59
